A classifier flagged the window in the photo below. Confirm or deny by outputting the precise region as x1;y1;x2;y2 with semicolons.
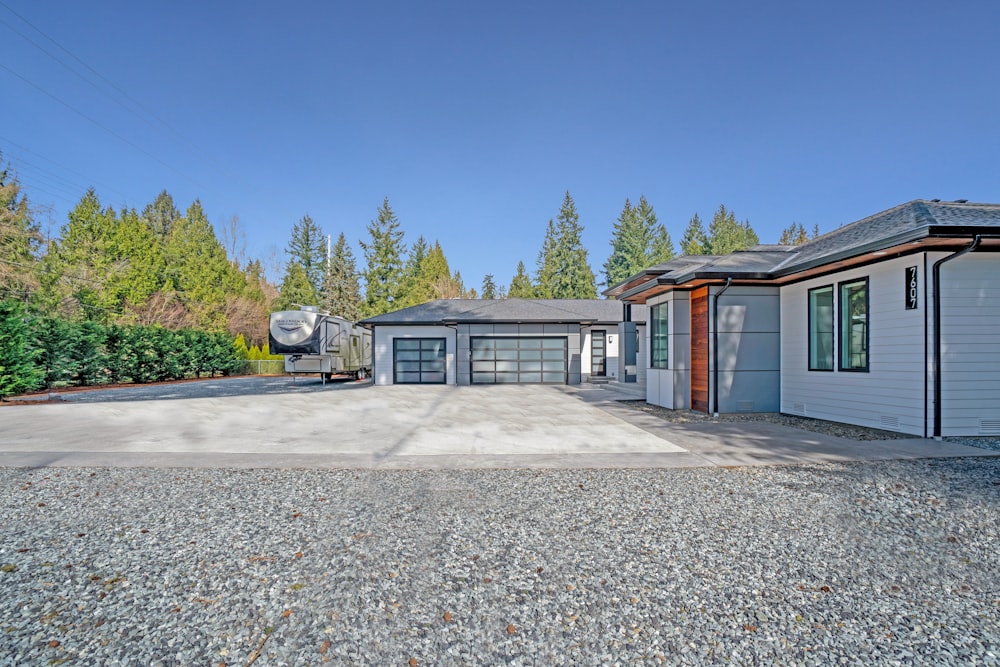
650;303;668;369
839;278;868;371
808;286;834;370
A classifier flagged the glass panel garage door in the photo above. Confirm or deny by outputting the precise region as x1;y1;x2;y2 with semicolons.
471;337;567;384
394;338;446;384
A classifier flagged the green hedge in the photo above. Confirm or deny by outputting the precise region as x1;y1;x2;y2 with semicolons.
0;298;242;398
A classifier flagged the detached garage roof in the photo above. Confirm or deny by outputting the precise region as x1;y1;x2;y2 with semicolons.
361;299;638;326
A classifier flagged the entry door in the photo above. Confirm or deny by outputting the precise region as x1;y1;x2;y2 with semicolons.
591;330;607;376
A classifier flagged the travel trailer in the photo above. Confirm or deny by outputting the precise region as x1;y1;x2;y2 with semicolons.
268;306;371;380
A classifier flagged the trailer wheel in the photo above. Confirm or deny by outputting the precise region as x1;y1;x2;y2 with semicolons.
356;368;367;380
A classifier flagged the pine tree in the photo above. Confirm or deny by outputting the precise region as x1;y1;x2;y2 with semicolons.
778;222;809;245
539;191;597;299
636;196;674;265
359;197;406;317
275;263;317;310
421;242;453;300
141;190;180;240
320;233;362;321
0;157;41;297
163;200;244;330
286;214;326;296
534;219;558;298
707;205;759;255
603;198;642;287
508;261;534;298
680;213;709;255
481;274;499;299
397;235;429;307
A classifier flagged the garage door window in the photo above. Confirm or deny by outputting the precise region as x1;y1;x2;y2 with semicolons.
471;337;566;384
394;338;446;384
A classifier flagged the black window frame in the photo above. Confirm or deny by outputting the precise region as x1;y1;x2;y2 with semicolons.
807;284;834;371
838;277;869;373
393;337;447;384
650;302;669;369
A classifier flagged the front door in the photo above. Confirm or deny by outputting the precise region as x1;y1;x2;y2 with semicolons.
591;330;606;377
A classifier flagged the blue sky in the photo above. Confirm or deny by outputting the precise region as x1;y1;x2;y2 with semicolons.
3;0;998;291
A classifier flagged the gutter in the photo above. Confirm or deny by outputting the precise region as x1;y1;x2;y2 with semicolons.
712;278;733;418
931;235;981;439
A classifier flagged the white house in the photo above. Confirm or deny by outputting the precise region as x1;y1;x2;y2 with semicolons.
605;200;1000;437
360;299;646;387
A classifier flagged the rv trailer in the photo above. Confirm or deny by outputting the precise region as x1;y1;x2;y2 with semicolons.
268;306;372;380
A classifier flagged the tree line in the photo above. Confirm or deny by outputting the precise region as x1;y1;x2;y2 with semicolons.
3;149;820;349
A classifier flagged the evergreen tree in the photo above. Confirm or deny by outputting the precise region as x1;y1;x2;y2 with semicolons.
359;197;406;317
275;262;318;310
534;219;558;299
320;232;362;321
0;299;43;397
508;261;534;298
707;205;759;255
286;214;326;295
481;274;499;299
163;200;244;330
680;213;709;255
421;242;452;300
636;196;674;264
778;222;808;245
604;195;675;286
549;192;596;299
603;198;642;287
141;190;181;240
0;157;41;297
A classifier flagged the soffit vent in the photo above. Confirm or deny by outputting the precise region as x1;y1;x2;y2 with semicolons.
880;416;900;431
980;419;1000;436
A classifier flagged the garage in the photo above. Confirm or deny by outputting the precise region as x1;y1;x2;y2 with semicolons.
471;336;567;384
393;338;446;384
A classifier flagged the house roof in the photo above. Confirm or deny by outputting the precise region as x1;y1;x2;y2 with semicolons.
360;299;642;326
606;199;1000;301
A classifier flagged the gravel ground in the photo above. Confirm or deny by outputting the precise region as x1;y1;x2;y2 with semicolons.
2;461;999;666
618;401;1000;452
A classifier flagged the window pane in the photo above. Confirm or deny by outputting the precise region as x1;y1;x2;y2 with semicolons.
395;339;420;351
650;303;669;369
542;338;565;349
472;349;493;361
840;280;868;371
396;350;421;361
496;349;519;361
542;360;565;372
542;372;566;383
520;372;542;383
496;338;519;349
472;361;494;372
520;360;542;371
542;349;564;360
472;338;493;351
472;373;494;383
496;361;518;372
421;372;445;383
808;286;834;371
397;372;420;383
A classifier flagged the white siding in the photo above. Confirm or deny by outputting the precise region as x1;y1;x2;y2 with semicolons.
780;256;927;435
372;325;458;386
938;253;1000;436
645;293;688;409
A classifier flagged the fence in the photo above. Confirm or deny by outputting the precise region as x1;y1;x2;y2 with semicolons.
238;360;287;376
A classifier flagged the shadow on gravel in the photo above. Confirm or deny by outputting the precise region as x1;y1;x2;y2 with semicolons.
9;375;371;405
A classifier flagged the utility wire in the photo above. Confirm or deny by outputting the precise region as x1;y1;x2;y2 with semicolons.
0;62;206;189
0;0;245;189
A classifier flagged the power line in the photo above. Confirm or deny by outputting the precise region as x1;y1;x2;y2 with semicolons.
0;62;207;189
0;0;246;190
0;134;128;200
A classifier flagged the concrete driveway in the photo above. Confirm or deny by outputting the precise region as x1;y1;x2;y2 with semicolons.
0;378;993;469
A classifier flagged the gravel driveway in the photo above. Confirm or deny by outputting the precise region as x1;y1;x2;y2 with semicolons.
2;459;998;665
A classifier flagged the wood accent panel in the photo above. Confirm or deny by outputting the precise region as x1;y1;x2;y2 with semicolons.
690;287;710;413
